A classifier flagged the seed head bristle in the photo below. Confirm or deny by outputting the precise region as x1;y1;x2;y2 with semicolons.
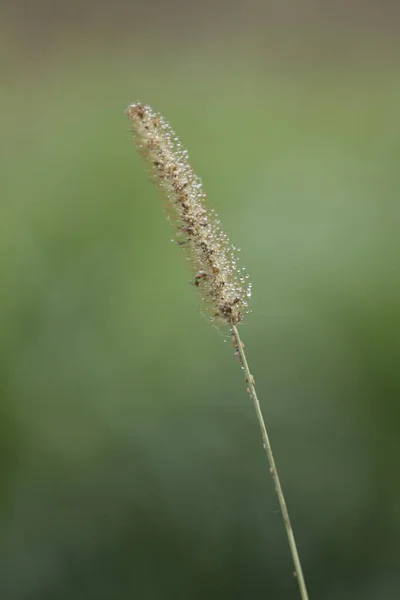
126;103;252;325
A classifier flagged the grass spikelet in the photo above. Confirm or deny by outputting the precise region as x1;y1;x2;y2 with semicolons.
126;103;251;326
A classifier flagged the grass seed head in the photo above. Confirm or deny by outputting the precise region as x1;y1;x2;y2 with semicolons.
126;103;251;325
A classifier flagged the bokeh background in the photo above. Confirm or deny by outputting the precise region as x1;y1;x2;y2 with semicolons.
1;1;400;598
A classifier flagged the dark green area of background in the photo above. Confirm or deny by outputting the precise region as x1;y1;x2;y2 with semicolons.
1;4;400;598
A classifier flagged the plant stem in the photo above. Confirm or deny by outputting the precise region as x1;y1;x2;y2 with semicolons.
231;324;309;600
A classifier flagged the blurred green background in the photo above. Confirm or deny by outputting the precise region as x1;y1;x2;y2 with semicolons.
1;2;400;598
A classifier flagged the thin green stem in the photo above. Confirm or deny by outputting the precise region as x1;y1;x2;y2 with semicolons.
231;324;309;600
